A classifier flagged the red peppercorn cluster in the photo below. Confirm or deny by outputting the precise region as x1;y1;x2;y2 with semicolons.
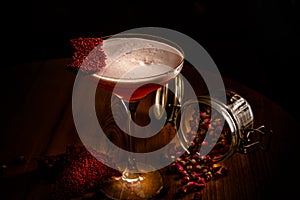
67;37;106;74
49;145;121;200
169;104;231;199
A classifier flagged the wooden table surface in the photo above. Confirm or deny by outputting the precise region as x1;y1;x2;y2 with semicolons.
0;58;298;200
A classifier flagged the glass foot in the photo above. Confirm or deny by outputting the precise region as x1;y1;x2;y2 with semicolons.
100;163;164;199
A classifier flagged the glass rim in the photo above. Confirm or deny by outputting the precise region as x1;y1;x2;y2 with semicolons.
91;33;185;82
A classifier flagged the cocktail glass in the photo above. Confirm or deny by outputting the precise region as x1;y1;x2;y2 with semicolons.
92;33;184;199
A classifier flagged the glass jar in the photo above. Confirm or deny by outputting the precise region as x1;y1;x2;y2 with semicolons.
175;89;272;163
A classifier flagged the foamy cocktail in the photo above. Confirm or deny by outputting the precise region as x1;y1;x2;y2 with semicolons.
93;37;184;102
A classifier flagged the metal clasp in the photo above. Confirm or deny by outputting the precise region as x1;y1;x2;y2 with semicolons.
238;125;273;154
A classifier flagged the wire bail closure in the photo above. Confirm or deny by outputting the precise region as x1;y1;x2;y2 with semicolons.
238;125;273;154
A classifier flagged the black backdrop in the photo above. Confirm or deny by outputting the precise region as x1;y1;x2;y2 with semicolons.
4;0;299;119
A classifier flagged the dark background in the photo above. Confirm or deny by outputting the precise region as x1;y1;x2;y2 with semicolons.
4;0;299;119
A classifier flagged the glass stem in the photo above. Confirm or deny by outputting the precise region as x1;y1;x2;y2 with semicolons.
120;100;141;182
